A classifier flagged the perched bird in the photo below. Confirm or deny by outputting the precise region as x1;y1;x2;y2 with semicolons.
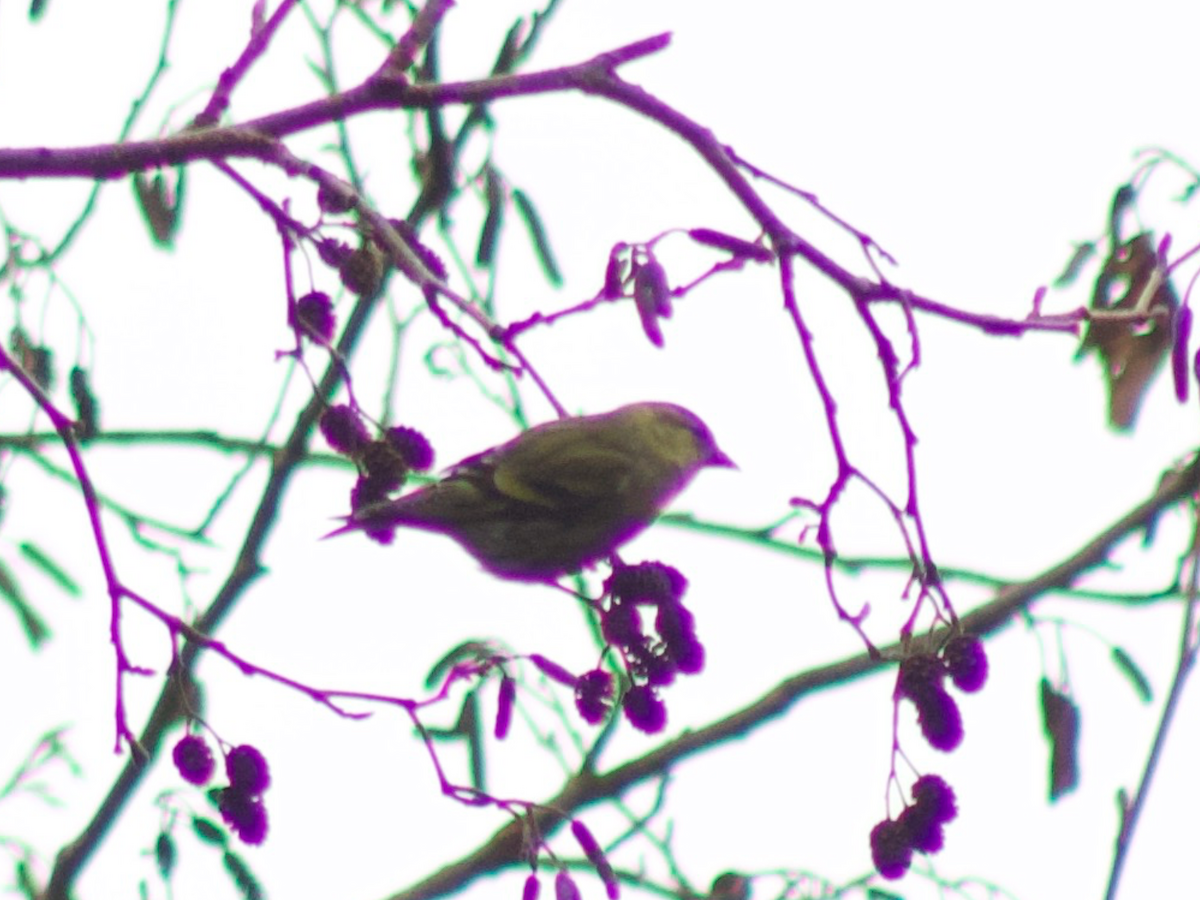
336;402;733;582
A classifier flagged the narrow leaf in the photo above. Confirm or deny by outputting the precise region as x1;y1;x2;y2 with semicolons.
191;816;227;846
305;58;334;91
463;690;485;791
1053;241;1096;288
475;166;505;267
155;832;176;880
490;19;525;75
15;860;36;900
512;189;562;286
19;542;81;597
0;558;49;647
1109;183;1136;241
1110;646;1153;703
223;850;263;900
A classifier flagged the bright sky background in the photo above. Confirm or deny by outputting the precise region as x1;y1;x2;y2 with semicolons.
1;2;1199;900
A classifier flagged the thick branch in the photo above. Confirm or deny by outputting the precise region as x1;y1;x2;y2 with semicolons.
0;36;670;179
389;454;1200;900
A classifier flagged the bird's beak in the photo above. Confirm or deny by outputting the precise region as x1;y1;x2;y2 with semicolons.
708;446;737;469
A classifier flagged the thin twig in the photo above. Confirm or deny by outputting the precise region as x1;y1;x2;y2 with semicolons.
1103;498;1200;899
387;455;1200;900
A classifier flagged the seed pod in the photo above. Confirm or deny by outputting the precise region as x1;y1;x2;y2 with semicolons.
633;259;671;347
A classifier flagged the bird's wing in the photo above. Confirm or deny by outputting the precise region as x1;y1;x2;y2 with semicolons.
491;440;635;509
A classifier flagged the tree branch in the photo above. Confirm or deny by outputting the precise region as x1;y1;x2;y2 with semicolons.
389;454;1200;900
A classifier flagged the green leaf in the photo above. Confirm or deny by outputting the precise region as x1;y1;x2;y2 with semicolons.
1111;646;1153;703
490;19;525;75
475;166;505;268
191;815;228;846
0;557;50;648
18;542;81;597
1053;241;1096;288
15;860;36;900
223;850;263;900
1109;183;1136;241
463;690;485;792
305;58;334;92
155;831;176;880
512;188;562;286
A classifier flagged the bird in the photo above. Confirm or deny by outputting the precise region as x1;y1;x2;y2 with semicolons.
334;402;734;582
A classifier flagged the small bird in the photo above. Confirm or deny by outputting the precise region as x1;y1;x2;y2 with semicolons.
336;402;733;582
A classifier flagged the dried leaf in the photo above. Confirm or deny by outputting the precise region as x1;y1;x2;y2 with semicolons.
1039;678;1080;801
133;167;186;248
1076;233;1177;429
711;872;752;900
10;327;54;390
69;366;99;440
